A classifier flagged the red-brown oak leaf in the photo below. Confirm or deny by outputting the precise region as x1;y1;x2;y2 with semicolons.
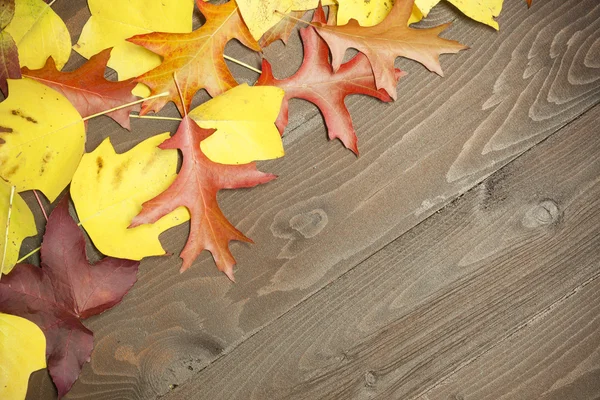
257;6;405;154
0;195;139;399
22;48;139;130
0;0;20;96
130;116;276;280
127;0;260;115
314;0;467;99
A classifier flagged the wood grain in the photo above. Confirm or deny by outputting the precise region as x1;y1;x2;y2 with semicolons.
21;0;600;398
421;277;600;400
163;105;600;399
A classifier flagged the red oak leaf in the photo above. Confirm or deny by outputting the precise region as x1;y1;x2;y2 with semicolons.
259;10;305;48
0;0;20;96
0;195;139;399
127;0;260;115
130;116;276;280
22;48;139;130
314;0;467;99
257;6;405;154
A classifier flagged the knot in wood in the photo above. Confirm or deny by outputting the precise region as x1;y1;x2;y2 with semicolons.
522;199;561;228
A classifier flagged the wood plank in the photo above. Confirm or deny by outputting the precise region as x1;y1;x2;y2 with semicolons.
23;0;600;398
420;277;600;400
162;105;600;400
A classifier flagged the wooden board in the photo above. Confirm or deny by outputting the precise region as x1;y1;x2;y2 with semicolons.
21;0;600;398
161;105;600;399
421;277;600;400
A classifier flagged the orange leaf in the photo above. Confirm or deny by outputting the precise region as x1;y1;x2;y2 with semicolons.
22;49;139;130
130;116;276;280
128;0;260;115
314;0;467;99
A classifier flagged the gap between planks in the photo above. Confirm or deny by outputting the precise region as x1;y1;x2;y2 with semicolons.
164;100;600;385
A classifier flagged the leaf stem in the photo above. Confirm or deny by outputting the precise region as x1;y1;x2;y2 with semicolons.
16;246;40;264
1;186;16;278
33;190;48;221
224;55;262;74
81;92;169;122
130;114;182;121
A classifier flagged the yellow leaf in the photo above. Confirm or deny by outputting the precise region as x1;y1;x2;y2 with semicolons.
0;181;36;275
236;0;294;41
70;134;190;261
5;0;71;70
0;313;46;400
74;0;194;80
237;0;421;41
190;84;285;165
0;78;85;202
415;0;503;29
335;0;391;26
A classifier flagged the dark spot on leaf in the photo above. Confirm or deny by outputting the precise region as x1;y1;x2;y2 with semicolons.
0;127;13;133
113;159;131;188
96;157;104;175
11;109;38;124
5;164;19;177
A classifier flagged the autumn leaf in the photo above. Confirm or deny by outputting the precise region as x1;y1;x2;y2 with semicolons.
0;313;46;400
257;7;404;154
0;0;20;96
5;0;71;70
189;83;285;165
0;180;36;275
415;0;503;30
314;0;467;99
336;0;424;26
259;10;306;48
236;0;333;41
74;0;193;80
128;0;260;115
71;134;190;261
22;49;139;130
0;78;85;202
130;115;276;280
0;195;139;399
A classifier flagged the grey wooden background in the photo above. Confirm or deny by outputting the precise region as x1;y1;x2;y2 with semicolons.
16;0;600;398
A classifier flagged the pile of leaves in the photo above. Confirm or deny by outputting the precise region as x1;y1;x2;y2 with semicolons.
0;0;531;397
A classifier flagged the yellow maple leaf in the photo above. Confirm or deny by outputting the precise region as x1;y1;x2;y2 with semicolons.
0;313;46;400
0;78;85;202
0;181;36;275
415;0;503;29
71;134;190;261
335;0;423;26
5;0;71;70
191;84;285;165
74;0;194;80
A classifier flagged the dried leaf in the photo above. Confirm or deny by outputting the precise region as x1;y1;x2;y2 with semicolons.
22;49;139;130
314;0;467;99
0;196;139;398
128;0;260;115
0;313;46;400
0;78;85;202
257;8;404;153
130;116;276;280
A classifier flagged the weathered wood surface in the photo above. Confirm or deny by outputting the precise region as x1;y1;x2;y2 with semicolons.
22;0;600;398
159;104;600;399
421;277;600;400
